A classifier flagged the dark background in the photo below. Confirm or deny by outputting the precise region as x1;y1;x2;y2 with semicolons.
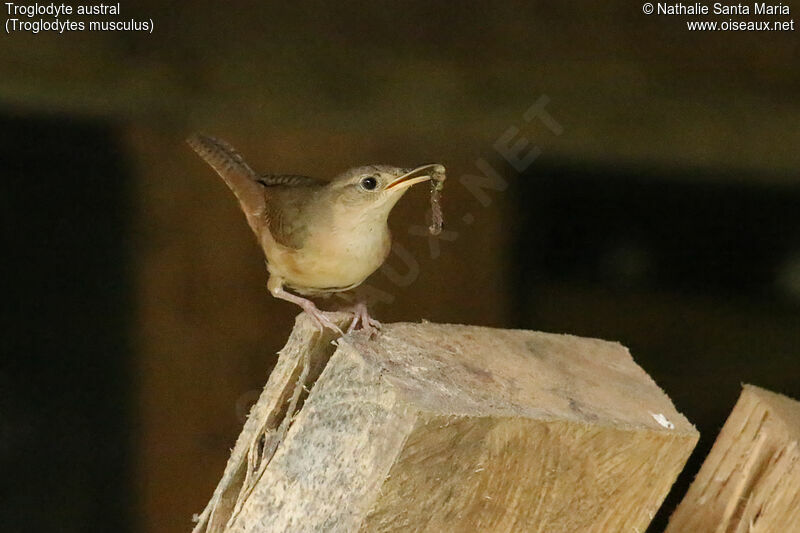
1;2;798;532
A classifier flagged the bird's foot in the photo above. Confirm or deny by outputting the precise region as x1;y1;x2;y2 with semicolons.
271;284;343;335
302;303;344;335
346;302;382;336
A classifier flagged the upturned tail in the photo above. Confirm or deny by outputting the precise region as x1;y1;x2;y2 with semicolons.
187;133;266;231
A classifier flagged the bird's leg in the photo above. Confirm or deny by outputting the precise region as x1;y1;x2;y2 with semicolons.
268;278;343;335
346;301;382;335
259;279;339;480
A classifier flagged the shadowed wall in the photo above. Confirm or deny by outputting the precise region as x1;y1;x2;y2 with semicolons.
1;2;798;531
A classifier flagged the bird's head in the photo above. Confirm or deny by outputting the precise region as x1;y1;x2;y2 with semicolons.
328;164;445;219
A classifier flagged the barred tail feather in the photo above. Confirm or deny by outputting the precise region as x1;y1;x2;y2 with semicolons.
187;133;267;231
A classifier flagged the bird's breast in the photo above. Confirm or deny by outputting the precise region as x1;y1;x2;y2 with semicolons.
266;224;391;294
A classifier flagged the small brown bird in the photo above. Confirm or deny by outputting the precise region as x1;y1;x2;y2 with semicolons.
187;134;445;334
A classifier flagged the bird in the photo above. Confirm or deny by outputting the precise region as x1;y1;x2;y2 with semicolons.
187;133;445;335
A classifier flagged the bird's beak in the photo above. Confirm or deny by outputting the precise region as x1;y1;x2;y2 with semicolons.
385;164;444;191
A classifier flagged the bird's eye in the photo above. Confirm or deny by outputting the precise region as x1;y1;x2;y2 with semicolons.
360;176;378;190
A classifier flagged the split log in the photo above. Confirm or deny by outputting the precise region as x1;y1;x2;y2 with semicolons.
193;314;698;533
666;385;800;533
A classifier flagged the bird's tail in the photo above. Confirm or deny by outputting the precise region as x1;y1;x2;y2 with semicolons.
187;133;266;232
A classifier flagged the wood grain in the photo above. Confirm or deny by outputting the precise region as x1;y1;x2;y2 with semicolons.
666;385;800;533
194;315;698;533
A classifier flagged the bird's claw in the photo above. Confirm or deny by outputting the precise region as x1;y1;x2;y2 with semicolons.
300;302;343;335
346;302;382;336
315;313;344;336
271;284;344;335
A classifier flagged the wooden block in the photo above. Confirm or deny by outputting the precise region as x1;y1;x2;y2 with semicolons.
193;315;698;533
666;385;800;533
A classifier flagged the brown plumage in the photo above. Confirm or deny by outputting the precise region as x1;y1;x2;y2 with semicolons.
187;133;445;333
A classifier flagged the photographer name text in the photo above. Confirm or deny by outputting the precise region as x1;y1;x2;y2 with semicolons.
657;2;789;15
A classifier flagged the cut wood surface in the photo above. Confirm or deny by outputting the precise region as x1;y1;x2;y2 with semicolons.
666;385;800;533
193;314;698;533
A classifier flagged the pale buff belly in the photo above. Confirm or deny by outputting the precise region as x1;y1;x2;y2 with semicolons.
266;228;391;295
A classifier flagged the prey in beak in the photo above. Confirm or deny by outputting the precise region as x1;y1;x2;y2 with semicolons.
386;164;446;191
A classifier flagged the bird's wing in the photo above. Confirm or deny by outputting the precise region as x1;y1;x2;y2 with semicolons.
263;184;323;250
187;134;267;233
258;176;328;250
